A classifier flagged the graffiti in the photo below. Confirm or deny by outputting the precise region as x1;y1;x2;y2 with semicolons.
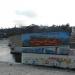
22;32;70;47
47;57;71;65
22;56;71;65
30;39;62;46
22;47;56;54
22;53;72;67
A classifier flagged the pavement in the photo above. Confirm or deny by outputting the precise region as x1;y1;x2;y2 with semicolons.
0;62;75;75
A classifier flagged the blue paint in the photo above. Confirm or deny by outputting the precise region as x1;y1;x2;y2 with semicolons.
22;47;44;54
21;32;70;46
32;60;36;64
22;32;70;40
22;47;56;54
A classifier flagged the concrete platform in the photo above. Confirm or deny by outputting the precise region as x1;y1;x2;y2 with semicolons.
0;62;74;75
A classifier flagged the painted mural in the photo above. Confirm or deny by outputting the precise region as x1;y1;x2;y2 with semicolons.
22;53;73;68
21;32;70;47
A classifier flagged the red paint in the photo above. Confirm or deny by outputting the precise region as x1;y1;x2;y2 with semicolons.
30;39;62;46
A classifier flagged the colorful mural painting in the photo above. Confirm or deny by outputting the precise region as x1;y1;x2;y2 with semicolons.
22;53;73;68
21;32;70;47
21;46;69;55
22;46;56;54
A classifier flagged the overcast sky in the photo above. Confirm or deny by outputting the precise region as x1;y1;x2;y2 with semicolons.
0;0;75;28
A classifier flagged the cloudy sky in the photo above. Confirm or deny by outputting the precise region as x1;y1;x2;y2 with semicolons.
0;0;75;28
